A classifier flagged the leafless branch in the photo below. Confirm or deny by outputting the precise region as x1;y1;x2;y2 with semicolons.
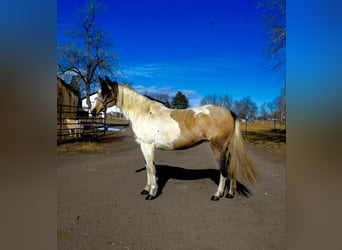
57;0;119;109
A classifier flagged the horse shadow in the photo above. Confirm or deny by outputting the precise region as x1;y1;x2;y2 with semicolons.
136;165;252;199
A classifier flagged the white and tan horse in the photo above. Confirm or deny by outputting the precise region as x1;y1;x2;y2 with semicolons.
65;118;83;138
91;76;258;200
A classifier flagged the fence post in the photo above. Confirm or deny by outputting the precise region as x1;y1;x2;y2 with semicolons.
104;110;107;136
58;104;62;142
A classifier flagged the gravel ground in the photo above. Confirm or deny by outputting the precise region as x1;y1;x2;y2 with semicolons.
57;130;285;250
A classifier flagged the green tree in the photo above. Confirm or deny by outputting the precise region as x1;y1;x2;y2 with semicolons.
171;91;189;109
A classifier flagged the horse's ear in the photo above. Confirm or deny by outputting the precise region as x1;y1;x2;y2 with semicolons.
105;76;111;83
99;77;110;94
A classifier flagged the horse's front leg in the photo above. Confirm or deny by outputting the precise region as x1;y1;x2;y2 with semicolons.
140;143;158;200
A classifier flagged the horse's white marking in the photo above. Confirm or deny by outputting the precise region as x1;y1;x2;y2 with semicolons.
133;113;181;150
140;142;158;196
192;105;212;115
115;88;181;150
216;175;227;197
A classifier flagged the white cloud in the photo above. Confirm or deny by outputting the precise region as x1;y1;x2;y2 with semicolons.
121;56;255;84
133;84;172;93
180;89;199;99
121;63;166;79
119;56;258;106
131;84;201;106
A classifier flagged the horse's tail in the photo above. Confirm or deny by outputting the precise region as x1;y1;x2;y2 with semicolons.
228;118;258;183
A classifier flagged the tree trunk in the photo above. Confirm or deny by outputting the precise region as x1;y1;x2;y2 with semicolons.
86;82;91;110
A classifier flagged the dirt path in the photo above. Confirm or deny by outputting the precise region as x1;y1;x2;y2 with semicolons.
57;134;285;249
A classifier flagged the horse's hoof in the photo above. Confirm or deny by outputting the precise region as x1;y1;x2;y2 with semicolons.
227;193;234;199
146;195;156;200
141;189;149;195
210;195;220;201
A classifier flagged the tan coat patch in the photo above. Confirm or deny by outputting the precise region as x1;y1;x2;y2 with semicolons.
170;106;235;149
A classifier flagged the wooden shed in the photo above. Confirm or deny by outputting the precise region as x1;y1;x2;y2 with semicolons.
57;77;81;119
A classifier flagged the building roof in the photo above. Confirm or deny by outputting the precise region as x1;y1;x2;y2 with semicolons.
57;77;80;96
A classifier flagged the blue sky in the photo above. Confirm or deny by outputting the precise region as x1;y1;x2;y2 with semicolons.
58;0;284;107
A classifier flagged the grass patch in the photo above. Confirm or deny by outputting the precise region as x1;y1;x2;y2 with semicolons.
241;122;286;154
57;141;106;155
240;121;286;144
243;129;286;144
57;136;128;155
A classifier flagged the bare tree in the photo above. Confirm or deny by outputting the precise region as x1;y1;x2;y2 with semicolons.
265;87;286;128
232;96;258;120
277;87;286;125
70;76;80;93
267;100;276;115
260;101;269;120
267;99;277;128
274;87;286;127
200;94;218;106
232;96;258;136
143;91;170;107
219;95;233;110
200;94;233;110
57;0;119;109
259;0;286;80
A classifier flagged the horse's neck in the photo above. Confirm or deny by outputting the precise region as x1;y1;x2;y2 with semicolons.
117;85;151;122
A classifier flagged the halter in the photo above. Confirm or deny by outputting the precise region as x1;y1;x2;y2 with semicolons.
96;81;119;109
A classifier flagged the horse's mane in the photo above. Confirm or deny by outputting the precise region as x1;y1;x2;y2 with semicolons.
143;95;167;106
119;84;165;115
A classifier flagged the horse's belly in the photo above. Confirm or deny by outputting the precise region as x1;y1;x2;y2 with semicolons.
133;119;181;150
153;131;179;150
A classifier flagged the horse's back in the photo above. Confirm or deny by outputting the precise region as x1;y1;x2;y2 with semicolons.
169;105;235;148
194;105;235;138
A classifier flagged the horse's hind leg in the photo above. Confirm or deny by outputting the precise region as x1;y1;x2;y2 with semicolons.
227;171;237;198
140;143;158;200
226;150;236;198
210;142;228;201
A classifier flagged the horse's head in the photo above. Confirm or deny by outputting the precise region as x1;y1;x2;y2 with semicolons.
91;76;119;117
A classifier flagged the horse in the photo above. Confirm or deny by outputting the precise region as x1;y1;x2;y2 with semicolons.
64;118;83;138
91;76;258;201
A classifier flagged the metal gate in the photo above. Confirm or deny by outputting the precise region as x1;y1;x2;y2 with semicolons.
57;104;126;144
